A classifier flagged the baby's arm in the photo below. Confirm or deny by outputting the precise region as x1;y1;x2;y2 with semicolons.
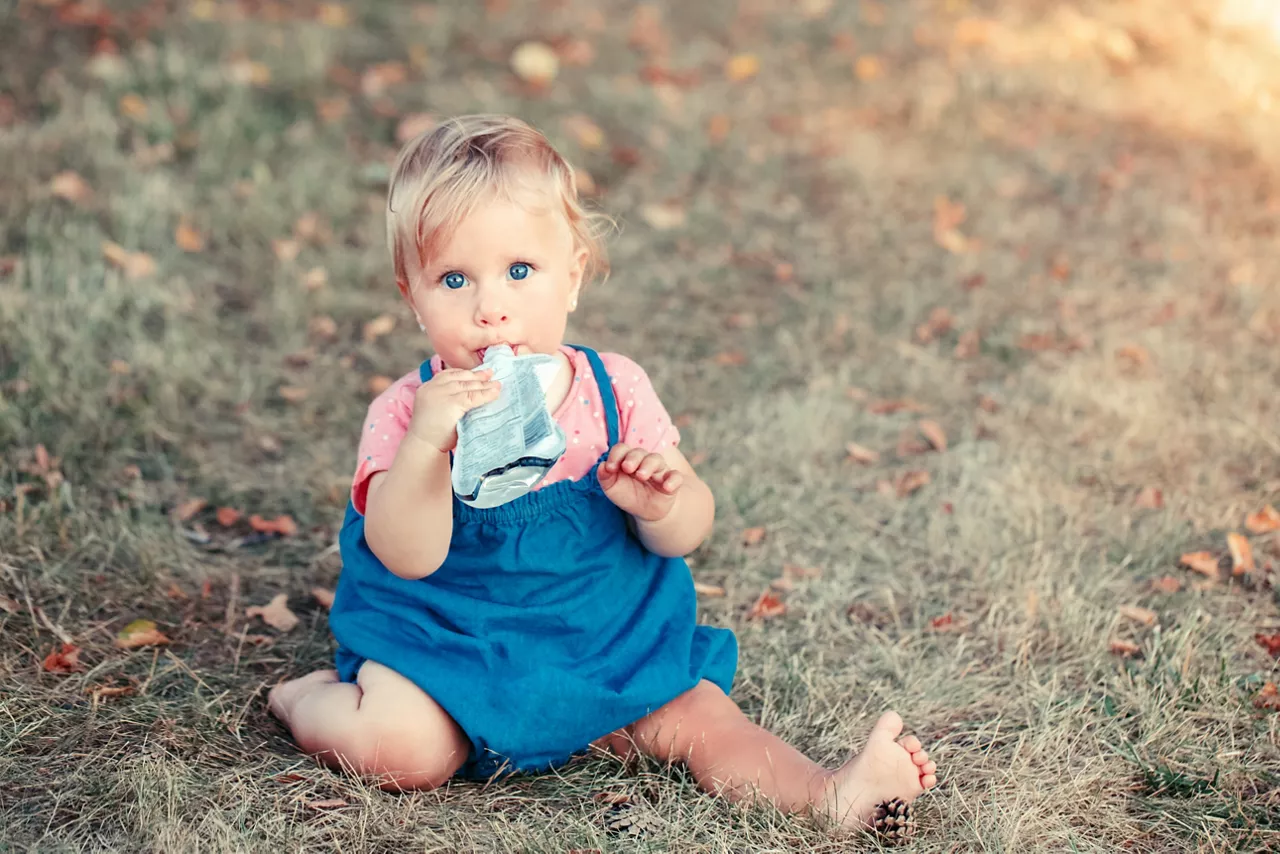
363;436;454;580
630;445;716;557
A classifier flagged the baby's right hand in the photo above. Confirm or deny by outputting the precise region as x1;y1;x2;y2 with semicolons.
409;368;502;452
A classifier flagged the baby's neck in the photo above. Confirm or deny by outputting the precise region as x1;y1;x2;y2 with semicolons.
542;348;574;413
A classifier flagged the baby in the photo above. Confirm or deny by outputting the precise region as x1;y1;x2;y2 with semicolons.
268;114;937;836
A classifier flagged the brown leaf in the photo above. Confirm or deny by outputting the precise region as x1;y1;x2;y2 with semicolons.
1134;487;1163;509
707;113;731;145
747;591;786;620
914;307;954;343
360;61;407;97
50;171;93;204
249;514;298;536
1149;575;1182;594
272;238;301;262
896;430;930;457
110;359;131;375
309;315;339;341
725;53;760;82
854;55;884;80
306;798;348;810
246;593;299;632
868;398;925;415
86;684;134;702
172;220;204;252
918;419;948;452
395;112;437;144
368;375;393;395
1109;639;1141;657
977;394;1000;413
563;114;605;151
845;442;880;465
101;241;156;279
118;93;148;119
713;350;747;366
1179;551;1221;578
510;41;558;85
42;643;82;673
553;37;595;67
895;470;930;497
0;595;20;613
1245;504;1280;535
317;3;349;27
171;498;207;522
783;563;822;579
954;329;980;359
1256;632;1280;658
278;385;309;403
362;313;397;342
1118;605;1157;626
215;507;242;527
1227;532;1255;575
741;526;766;546
1254;682;1280;711
693;581;725;597
115;618;172;649
311;587;335;609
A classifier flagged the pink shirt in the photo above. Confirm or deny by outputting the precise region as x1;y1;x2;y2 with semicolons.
352;346;681;515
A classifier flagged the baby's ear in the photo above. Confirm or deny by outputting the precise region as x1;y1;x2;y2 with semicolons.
569;246;589;289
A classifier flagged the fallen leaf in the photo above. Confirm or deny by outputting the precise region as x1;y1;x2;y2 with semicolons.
42;643;82;673
317;3;349;27
311;587;335;609
914;307;954;343
246;593;299;632
101;241;156;279
395;112;436;144
309;315;339;341
954;329;980;359
693;581;725;597
272;238;301;262
362;313;397;342
1254;682;1280;711
306;798;348;809
248;514;298;536
0;595;20;613
1116;344;1149;369
171;498;207;522
216;507;242;527
747;590;786;620
1109;639;1141;657
118;93;148;119
845;442;880;464
563;114;605;150
115;618;172;649
1245;504;1280;535
1118;605;1157;626
110;359;131;374
1135;487;1163;509
707;113;731;144
510;41;558;85
869;398;926;415
769;576;795;592
741;526;766;546
368;375;393;395
1228;532;1255;575
895;470;930;497
278;386;309;403
977;394;1000;413
918;419;948;452
1149;575;1182;594
783;563;822;579
725;53;760;82
1179;551;1221;578
1256;632;1280;658
713;350;747;366
360;61;407;97
553;37;595;67
896;430;930;457
929;613;954;631
86;683;134;701
640;201;686;230
50;171;93;204
854;55;884;80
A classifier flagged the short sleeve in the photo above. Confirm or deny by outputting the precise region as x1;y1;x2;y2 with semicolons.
599;353;681;453
351;372;420;515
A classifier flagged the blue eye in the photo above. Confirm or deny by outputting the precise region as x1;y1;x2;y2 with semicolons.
442;272;467;290
508;262;530;281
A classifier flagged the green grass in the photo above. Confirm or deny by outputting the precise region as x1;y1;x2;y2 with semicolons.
3;0;1280;851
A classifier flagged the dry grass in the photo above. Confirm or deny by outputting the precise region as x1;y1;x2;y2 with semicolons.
2;0;1279;851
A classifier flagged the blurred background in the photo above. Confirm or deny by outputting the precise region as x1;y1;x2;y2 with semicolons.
2;1;1279;851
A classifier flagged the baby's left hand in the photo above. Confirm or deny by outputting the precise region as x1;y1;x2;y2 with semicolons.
599;443;683;523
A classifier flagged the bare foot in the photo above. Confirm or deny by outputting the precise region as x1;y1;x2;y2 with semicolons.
268;669;339;727
820;711;938;831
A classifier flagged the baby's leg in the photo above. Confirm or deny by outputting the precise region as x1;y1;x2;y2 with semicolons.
268;662;470;791
618;681;937;831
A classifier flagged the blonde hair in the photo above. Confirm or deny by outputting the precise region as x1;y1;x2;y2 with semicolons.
386;114;611;291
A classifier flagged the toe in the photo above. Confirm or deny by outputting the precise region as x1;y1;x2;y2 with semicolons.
912;749;930;766
899;735;922;753
870;711;905;742
921;773;938;789
920;761;937;776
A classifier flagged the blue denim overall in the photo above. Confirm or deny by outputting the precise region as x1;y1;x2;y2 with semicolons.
329;345;738;780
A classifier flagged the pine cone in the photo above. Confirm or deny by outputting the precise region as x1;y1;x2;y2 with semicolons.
602;801;664;839
870;798;916;846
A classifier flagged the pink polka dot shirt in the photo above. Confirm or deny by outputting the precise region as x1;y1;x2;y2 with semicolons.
351;346;681;515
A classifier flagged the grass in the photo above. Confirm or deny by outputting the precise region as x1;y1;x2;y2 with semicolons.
3;0;1280;850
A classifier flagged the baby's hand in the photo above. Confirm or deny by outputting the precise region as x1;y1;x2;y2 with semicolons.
599;443;683;522
408;368;501;452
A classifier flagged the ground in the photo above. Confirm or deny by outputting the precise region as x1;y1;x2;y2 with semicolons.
2;0;1279;851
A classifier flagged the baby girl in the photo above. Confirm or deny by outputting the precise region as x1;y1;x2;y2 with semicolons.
268;114;937;837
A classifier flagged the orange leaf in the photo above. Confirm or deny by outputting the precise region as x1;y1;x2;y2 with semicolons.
1245;504;1280;535
747;591;786;620
311;587;335;609
246;593;299;632
713;349;747;366
918;419;948;452
101;241;156;279
741;526;766;546
50;171;93;204
510;41;559;85
278;385;309;403
868;398;925;415
395;112;437;144
693;581;725;597
118;93;148;119
309;315;339;341
175;221;205;252
854;55;884;80
895;470;930;497
929;613;953;631
1134;487;1163;509
1115;344;1149;368
1118;605;1157;626
725;53;760;82
362;313;397;342
171;498;207;522
563;114;606;150
1256;632;1280;658
249;514;298;536
707;113;731;144
368;375;393;395
115;618;171;649
1149;575;1182;594
42;642;82;673
1109;639;1141;657
954;329;980;359
1179;551;1220;578
1254;682;1280;711
215;507;241;527
1227;532;1255;575
845;442;880;465
272;238;301;262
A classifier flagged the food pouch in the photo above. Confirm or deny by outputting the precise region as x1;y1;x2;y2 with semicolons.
452;345;567;508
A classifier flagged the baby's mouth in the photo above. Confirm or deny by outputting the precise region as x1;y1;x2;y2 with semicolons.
476;343;525;361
